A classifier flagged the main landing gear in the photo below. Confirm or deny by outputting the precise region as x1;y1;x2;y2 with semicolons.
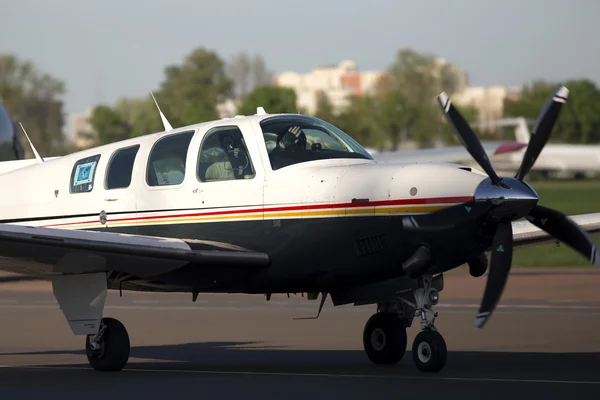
85;317;130;371
363;274;447;372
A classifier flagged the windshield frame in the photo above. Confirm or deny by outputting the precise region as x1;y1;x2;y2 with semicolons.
259;114;373;171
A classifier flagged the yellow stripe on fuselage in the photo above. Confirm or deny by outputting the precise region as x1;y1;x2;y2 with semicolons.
46;204;452;230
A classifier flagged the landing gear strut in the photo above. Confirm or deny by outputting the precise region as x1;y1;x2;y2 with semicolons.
85;317;130;371
363;274;447;372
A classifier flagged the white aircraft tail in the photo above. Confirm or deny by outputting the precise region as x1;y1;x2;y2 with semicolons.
513;118;530;143
472;117;532;144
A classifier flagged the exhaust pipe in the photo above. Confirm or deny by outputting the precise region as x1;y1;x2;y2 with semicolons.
402;246;434;279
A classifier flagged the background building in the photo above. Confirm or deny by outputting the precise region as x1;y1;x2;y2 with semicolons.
69;108;95;149
275;60;385;114
453;86;523;134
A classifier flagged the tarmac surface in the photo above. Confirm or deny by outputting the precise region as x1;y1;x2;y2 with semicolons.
1;268;600;399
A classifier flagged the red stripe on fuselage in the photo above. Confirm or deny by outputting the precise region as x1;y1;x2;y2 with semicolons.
42;196;475;228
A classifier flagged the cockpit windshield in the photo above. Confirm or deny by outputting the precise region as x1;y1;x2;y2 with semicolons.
260;115;373;170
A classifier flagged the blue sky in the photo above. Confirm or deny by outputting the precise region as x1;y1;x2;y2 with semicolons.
1;0;599;124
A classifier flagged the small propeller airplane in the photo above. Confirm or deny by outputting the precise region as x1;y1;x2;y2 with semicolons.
0;85;598;374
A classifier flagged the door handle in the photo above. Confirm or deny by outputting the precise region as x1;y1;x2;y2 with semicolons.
104;198;119;202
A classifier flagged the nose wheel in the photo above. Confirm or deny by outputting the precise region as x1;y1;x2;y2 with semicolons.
412;329;447;372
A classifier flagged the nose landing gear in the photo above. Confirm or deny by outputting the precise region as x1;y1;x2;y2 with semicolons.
362;274;447;372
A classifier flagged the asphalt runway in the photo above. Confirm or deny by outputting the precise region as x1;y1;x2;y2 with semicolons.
1;268;600;399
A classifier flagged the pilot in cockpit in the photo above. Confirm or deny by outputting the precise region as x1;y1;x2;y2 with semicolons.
277;125;307;151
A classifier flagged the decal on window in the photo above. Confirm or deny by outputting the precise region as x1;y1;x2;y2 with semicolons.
70;154;101;194
73;161;96;186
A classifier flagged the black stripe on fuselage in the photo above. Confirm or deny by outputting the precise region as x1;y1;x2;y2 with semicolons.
0;204;263;224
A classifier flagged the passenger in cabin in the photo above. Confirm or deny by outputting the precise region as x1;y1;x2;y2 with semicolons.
203;130;253;181
204;133;235;181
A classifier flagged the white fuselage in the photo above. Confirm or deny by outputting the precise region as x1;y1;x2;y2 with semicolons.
0;114;486;235
0;114;493;292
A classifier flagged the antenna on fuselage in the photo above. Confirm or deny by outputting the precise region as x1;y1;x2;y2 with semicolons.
18;122;44;164
150;91;173;132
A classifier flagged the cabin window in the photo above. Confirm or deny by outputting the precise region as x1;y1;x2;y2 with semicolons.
105;145;140;190
70;154;101;194
146;130;194;187
197;126;256;182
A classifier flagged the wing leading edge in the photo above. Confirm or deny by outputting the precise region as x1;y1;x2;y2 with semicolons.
0;224;269;280
512;212;600;247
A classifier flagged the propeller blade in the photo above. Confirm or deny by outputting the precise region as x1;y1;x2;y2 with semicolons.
475;221;513;328
515;85;569;181
437;92;502;185
526;205;600;267
402;200;493;231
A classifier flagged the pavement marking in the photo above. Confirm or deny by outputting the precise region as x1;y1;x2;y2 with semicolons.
0;303;600;313
2;365;600;385
438;303;600;310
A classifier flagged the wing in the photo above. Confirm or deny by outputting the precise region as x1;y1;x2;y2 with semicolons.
512;212;600;247
0;224;269;288
371;142;525;164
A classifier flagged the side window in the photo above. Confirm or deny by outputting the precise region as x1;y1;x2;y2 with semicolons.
105;145;140;190
197;126;256;182
146;131;194;187
70;154;101;194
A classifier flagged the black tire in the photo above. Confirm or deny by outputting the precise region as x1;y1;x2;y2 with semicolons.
412;329;447;372
86;317;130;372
363;313;407;365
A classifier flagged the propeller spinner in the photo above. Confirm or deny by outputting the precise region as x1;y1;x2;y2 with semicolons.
408;84;600;328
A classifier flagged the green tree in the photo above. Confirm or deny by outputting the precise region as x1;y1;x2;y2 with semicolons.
376;48;470;148
314;91;385;147
0;54;66;156
237;86;297;115
227;52;273;97
85;105;130;146
158;47;233;126
314;91;337;123
505;79;600;144
115;97;163;138
335;95;387;149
